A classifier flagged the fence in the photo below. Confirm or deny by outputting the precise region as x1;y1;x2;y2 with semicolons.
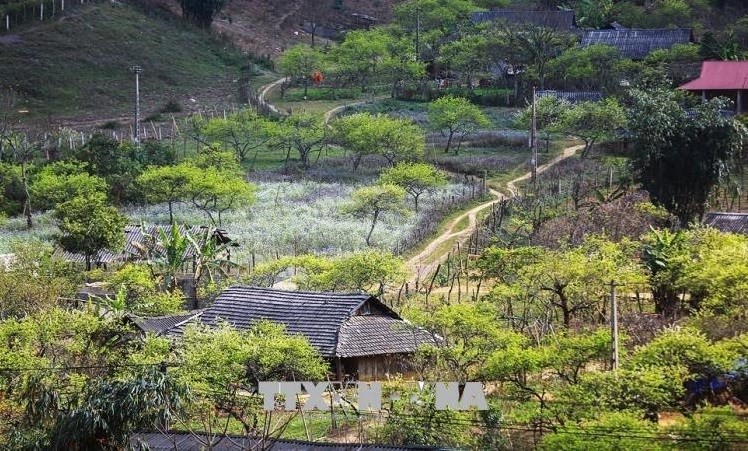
1;0;99;32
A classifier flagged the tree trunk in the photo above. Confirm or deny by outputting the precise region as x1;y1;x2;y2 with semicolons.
168;201;174;224
444;130;455;153
366;210;380;246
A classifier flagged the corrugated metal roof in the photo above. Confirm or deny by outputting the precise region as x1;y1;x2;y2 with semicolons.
581;28;692;59
56;224;230;265
131;432;445;450
126;311;204;336
680;61;748;91
536;90;603;103
471;9;576;30
336;316;437;358
703;212;748;235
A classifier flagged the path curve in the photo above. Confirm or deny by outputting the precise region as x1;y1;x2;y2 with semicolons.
405;144;585;286
257;77;289;115
256;77;584;288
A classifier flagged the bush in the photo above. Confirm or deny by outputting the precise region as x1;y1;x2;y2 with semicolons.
160;99;182;113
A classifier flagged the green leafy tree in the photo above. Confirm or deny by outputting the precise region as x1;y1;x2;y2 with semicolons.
427;95;490;154
379;36;427;98
277;44;323;97
678;228;748;323
556;98;627;158
201;110;271;163
641;228;688;317
133;223;192;293
492;24;575;90
411;303;523;383
547;44;622;92
0;308;142;445
173;321;327;436
342;184;409;246
30;161;109;211
269;114;326;169
0;162;25;217
628;88;745;224
516;96;568;152
106;264;184;315
313;250;406;294
0;239;80;318
393;0;475;59
379;162;448;211
486;238;646;327
136;163;200;224
439;34;488;89
49;368;187;449
379;385;473;448
333;29;389;92
178;0;227;28
55;192;126;271
188;167;256;226
332;113;425;170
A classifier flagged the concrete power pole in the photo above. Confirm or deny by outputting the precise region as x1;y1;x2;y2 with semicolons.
610;280;620;371
530;86;538;184
131;65;142;147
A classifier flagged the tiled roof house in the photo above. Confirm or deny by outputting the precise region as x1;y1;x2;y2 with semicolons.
470;9;577;31
580;28;693;59
158;286;437;381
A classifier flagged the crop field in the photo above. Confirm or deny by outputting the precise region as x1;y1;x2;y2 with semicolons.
0;179;475;265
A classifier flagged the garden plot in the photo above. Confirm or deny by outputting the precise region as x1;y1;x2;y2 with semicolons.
0;180;473;266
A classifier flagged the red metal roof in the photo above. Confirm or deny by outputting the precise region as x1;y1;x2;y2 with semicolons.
680;61;748;90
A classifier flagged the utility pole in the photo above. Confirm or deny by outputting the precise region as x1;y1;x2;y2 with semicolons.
610;280;620;371
530;86;538;184
130;65;142;147
415;1;420;61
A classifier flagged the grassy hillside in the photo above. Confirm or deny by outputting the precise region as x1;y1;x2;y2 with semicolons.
0;2;263;124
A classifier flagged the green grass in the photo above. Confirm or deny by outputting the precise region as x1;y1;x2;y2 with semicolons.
0;2;261;122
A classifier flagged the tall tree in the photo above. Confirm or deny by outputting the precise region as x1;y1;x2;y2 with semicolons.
30;161;109;211
628;88;745;224
55;192;126;271
342;184;409;246
556;98;627;158
379;162;448;212
332;113;425;170
277;44;323;98
178;0;227;28
427;96;490;154
136;163;200;224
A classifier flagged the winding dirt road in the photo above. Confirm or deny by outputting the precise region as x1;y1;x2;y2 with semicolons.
256;77;584;286
405;144;585;285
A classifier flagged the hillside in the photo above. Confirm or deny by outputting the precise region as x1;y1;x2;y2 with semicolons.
208;0;401;56
0;1;259;126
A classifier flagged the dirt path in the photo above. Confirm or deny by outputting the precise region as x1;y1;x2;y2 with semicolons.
405;144;585;286
257;78;584;287
257;77;289;115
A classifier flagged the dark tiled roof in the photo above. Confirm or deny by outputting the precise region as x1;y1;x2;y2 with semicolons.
336;316;437;358
471;9;576;30
580;28;692;59
126;311;203;336
197;286;382;357
703;212;748;235
56;224;231;265
131;432;444;450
